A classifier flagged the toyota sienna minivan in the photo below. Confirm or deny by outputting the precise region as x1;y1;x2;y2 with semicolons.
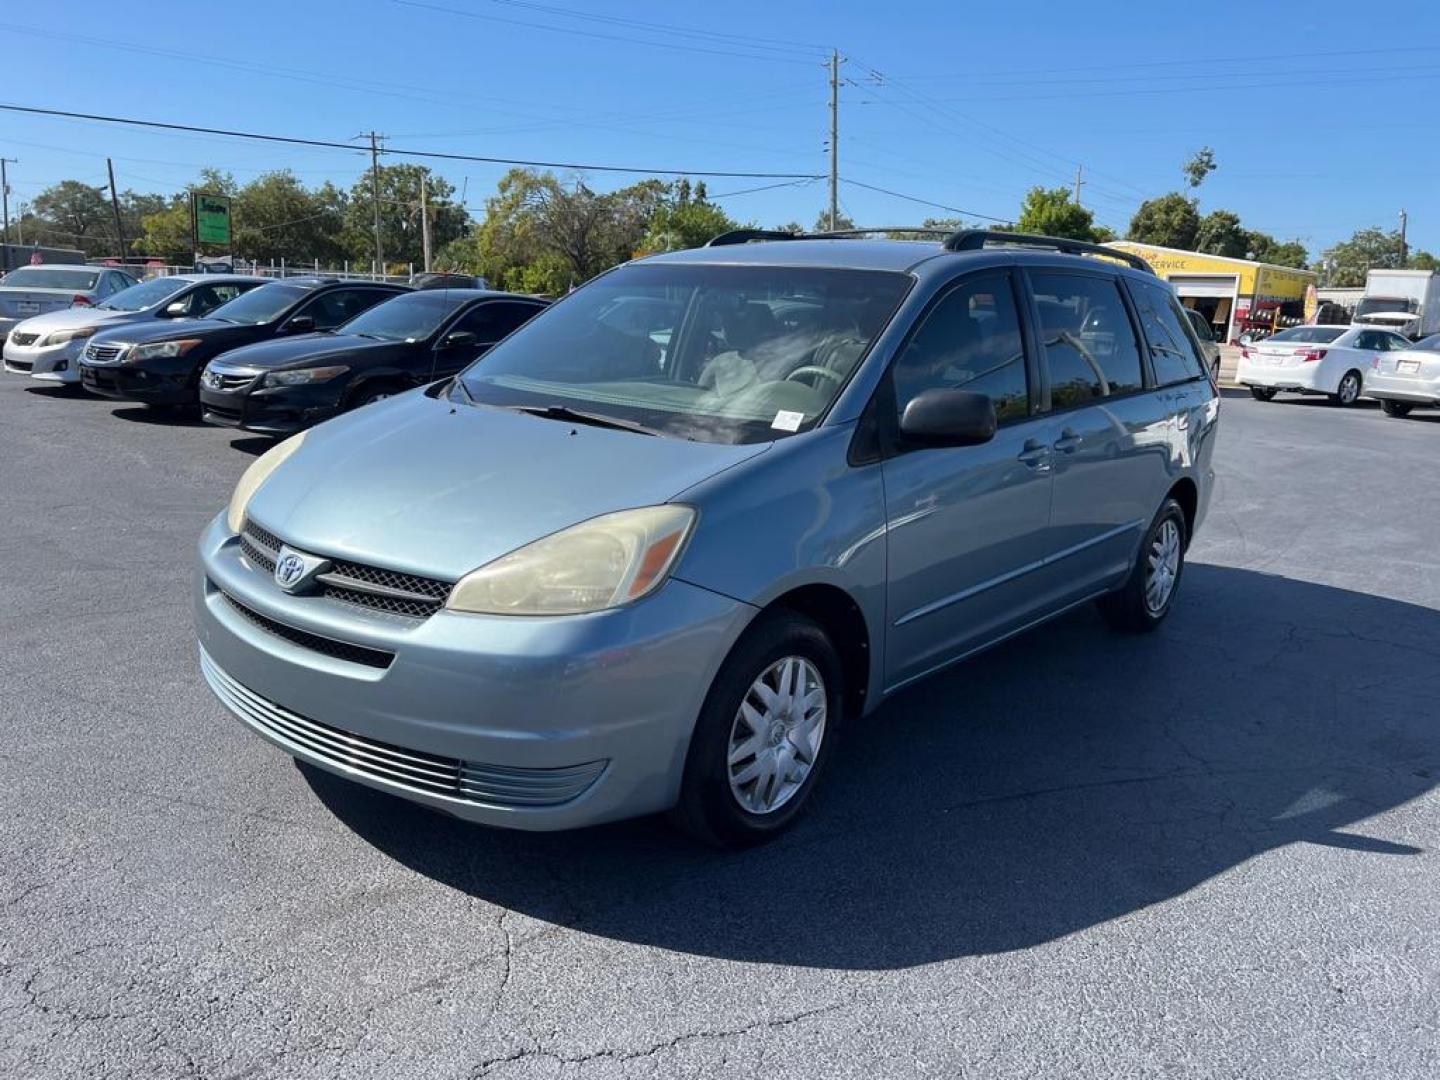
196;229;1219;846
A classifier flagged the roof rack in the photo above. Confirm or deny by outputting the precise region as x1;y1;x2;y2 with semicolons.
942;229;1154;273
705;226;955;247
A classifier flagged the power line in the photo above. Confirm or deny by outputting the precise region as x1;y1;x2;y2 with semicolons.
839;178;1009;223
0;103;824;180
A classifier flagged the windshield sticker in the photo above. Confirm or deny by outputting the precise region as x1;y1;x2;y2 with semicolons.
771;410;805;432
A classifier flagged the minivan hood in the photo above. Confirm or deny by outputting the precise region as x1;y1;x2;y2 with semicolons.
245;389;770;581
213;332;380;370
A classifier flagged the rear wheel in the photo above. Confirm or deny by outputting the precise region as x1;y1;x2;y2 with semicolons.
1249;386;1277;401
672;611;842;847
1329;369;1362;406
1097;498;1187;634
1380;399;1414;418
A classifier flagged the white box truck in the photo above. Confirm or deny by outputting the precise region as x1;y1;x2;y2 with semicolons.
1352;268;1440;339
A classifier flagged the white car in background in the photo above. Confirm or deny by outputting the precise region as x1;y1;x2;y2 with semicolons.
0;264;136;342
1365;331;1440;418
1236;325;1412;406
2;274;264;384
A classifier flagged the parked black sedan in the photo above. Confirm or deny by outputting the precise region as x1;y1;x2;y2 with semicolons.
199;288;547;435
79;277;408;409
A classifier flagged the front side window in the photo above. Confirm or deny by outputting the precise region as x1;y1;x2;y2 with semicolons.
454;300;544;342
1131;278;1207;385
300;288;389;329
890;273;1030;424
340;291;470;342
456;264;910;444
208;283;309;326
1029;271;1144;407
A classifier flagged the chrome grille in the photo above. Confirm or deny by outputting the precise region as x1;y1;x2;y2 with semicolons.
9;331;38;346
207;369;259;392
84;342;124;364
241;519;451;618
220;589;394;669
201;650;606;807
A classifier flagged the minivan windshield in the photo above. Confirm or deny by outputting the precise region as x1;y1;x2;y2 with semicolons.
96;277;186;312
1;266;100;290
208;282;308;326
340;290;468;342
1267;327;1345;344
456;263;909;443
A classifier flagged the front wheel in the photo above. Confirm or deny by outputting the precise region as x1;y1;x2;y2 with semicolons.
1329;369;1362;406
672;612;843;847
1096;498;1187;634
1249;386;1277;401
1380;399;1414;418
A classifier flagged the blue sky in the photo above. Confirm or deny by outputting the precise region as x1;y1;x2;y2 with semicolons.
3;0;1437;258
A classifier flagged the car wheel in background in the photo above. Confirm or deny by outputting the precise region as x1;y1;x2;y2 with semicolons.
1096;497;1187;634
350;384;401;410
1329;370;1362;407
1380;400;1414;418
1249;387;1278;401
673;611;843;848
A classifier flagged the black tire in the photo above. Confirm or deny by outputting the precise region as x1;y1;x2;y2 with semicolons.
1329;369;1362;407
348;382;402;411
1249;386;1277;401
1096;497;1188;634
672;611;844;848
1380;400;1414;418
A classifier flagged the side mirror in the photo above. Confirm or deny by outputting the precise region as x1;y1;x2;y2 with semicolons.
162;300;188;317
899;388;997;448
440;329;477;350
284;314;315;334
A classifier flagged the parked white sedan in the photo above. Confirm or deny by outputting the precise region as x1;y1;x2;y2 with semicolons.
1366;331;1440;417
1237;325;1413;406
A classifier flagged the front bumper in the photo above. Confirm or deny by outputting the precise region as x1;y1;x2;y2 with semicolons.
80;358;195;404
3;339;85;383
200;381;344;436
194;514;755;830
1364;370;1440;404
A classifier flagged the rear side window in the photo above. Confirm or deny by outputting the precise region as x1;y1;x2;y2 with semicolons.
1130;278;1207;385
890;273;1031;425
1029;271;1144;407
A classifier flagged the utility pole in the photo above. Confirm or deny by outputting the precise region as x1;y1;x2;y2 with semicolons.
1073;164;1085;207
1399;207;1409;266
828;49;840;231
362;131;386;276
105;158;126;259
0;158;14;248
419;168;432;273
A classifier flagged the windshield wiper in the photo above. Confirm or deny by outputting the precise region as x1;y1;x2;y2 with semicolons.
508;403;660;437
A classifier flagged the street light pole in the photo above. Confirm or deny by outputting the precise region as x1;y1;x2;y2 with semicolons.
0;157;15;249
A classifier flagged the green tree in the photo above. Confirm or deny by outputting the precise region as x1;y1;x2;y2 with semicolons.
1321;227;1406;286
28;181;114;256
1016;186;1096;241
811;209;856;232
1245;230;1308;268
1408;251;1438;271
343;164;469;271
1091;223;1118;243
1194;210;1247;258
1182;147;1217;189
232;170;347;266
641;179;737;252
1127;193;1200;250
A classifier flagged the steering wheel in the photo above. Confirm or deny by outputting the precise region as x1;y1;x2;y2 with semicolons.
785;365;844;391
1057;331;1111;395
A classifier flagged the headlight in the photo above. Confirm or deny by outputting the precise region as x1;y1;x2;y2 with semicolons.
225;431;308;534
264;365;350;387
129;338;203;362
41;327;99;346
446;505;696;616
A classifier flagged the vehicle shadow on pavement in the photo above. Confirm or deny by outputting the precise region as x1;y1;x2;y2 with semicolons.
109;405;209;427
304;565;1438;970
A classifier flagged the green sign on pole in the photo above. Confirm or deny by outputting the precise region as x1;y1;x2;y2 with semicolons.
191;192;232;246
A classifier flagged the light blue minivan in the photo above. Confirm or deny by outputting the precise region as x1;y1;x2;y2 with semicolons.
196;229;1219;846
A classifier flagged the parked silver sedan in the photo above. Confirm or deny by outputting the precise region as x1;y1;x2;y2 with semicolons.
1366;331;1440;417
196;230;1219;846
0;264;136;341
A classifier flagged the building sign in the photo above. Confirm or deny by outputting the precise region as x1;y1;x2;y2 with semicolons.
191;192;232;246
1107;242;1316;302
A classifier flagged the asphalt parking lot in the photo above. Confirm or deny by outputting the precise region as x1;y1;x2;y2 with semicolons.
2;380;1437;1079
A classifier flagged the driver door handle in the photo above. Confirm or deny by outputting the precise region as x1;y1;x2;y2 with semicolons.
1017;437;1050;470
1053;428;1083;453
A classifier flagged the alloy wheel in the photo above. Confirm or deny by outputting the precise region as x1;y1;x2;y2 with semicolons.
1338;373;1360;404
727;656;827;815
1144;518;1181;614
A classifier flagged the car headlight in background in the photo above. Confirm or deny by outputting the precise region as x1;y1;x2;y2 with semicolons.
41;327;100;346
264;365;350;387
225;431;308;534
446;505;696;616
128;338;204;362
